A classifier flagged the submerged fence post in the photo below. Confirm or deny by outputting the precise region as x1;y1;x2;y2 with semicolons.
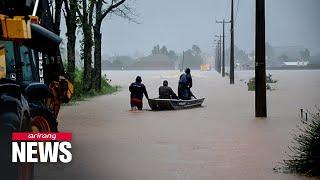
300;109;304;118
305;112;308;121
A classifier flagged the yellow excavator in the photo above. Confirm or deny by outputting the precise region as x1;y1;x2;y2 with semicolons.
0;1;73;179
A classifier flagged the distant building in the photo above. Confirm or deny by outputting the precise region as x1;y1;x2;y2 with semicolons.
283;60;309;66
129;54;175;70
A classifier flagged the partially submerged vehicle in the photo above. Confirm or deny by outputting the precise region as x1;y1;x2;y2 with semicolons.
148;98;205;111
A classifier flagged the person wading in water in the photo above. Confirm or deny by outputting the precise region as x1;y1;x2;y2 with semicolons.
178;68;196;100
129;76;149;110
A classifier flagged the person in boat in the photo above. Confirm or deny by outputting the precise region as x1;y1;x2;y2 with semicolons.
129;76;149;110
178;68;196;100
159;80;178;99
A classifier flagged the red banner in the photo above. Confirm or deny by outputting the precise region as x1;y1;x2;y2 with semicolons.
12;132;72;141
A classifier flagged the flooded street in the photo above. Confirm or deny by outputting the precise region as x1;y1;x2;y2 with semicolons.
36;70;320;180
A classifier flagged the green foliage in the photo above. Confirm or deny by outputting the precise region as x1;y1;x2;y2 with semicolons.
247;73;278;91
191;44;201;56
151;45;177;60
160;46;168;55
152;45;161;55
181;48;203;69
168;50;177;60
71;68;119;101
300;49;311;61
266;74;278;83
247;79;255;91
278;110;320;176
177;44;204;70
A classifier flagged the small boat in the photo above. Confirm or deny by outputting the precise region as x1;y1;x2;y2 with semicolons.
148;98;205;111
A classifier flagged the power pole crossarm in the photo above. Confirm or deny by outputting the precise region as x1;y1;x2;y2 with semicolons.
216;20;231;24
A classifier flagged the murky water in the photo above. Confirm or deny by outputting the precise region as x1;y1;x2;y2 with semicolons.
35;70;320;180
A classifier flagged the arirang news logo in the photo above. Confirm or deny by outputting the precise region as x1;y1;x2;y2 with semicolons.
11;132;72;163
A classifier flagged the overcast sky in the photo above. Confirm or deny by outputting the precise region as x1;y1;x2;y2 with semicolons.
62;0;320;56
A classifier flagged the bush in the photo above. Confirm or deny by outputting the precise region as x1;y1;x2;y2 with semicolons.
247;73;277;91
71;68;119;101
278;109;320;176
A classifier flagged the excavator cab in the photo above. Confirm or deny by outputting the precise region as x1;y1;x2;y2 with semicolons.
0;41;38;82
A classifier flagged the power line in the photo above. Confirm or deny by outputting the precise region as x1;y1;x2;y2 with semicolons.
234;0;240;25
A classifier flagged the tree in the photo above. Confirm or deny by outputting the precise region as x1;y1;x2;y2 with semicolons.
234;46;249;63
152;45;160;55
63;0;77;81
93;0;133;90
160;45;168;55
54;0;63;35
181;47;203;69
300;48;310;61
192;44;201;56
168;50;177;60
76;0;95;90
305;49;310;60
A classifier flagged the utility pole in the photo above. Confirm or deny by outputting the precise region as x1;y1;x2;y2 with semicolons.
255;0;267;117
181;51;185;72
218;39;221;73
215;45;218;72
222;20;225;77
216;20;230;77
214;38;222;73
215;45;218;71
230;0;235;84
215;35;222;74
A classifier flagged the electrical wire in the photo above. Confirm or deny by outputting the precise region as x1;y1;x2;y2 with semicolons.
234;0;240;25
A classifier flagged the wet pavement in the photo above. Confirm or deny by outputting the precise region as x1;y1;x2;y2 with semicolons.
35;70;320;180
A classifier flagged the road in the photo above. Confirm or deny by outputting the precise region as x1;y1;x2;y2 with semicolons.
35;70;320;180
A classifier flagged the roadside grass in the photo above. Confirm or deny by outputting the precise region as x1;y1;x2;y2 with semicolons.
71;68;120;102
275;109;320;177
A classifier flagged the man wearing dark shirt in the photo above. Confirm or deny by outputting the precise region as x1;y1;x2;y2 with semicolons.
129;76;149;110
178;68;195;100
159;80;178;99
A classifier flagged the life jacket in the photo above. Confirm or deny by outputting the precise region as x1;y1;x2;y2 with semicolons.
179;73;188;84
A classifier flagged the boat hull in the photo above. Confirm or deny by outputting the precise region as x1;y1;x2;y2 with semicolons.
148;98;205;111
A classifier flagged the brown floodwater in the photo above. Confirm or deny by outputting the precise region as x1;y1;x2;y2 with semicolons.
35;70;320;180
